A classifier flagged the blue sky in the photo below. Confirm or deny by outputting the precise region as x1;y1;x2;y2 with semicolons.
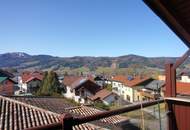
0;0;188;57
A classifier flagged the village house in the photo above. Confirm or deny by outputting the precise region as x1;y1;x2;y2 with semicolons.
137;80;165;101
112;75;153;102
94;75;107;87
63;76;101;104
63;76;118;105
0;69;17;96
158;74;166;81
18;71;43;94
0;77;16;96
179;72;190;83
89;89;118;105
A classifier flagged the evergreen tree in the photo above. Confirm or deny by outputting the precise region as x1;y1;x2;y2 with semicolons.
37;71;61;96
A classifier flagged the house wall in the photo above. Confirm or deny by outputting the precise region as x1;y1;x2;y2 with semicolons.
134;90;142;102
63;86;91;104
112;81;134;102
18;77;41;93
21;84;28;92
158;75;166;81
27;80;41;93
75;87;94;104
74;96;85;104
78;87;93;97
181;76;190;83
18;76;27;92
105;80;112;85
0;79;14;96
63;86;75;99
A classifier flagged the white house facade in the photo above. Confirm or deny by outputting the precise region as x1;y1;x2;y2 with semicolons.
111;76;152;103
112;80;134;102
18;76;28;92
180;75;190;83
63;76;101;104
63;85;94;104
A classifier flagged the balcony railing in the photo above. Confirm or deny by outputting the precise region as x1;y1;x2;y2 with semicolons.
25;99;165;130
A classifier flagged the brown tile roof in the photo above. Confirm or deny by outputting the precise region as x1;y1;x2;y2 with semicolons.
89;89;115;101
11;96;75;114
112;75;152;87
63;76;82;86
63;76;101;94
67;105;128;125
1;96;102;130
70;78;88;89
71;80;101;94
0;96;60;130
11;96;127;129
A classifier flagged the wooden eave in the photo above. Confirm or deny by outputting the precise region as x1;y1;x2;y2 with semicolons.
143;0;190;48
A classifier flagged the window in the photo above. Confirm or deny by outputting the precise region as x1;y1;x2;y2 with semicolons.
81;88;85;97
112;87;118;92
127;95;130;101
115;96;118;100
75;90;79;96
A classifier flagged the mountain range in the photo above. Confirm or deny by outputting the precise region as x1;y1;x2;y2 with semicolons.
0;52;188;71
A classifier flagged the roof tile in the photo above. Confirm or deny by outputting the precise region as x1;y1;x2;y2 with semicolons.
112;75;152;87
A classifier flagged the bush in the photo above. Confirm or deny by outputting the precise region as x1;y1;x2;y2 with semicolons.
94;102;110;110
105;84;112;91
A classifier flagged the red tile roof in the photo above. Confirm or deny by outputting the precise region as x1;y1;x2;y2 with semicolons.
177;82;190;95
22;71;43;83
25;77;42;83
90;89;115;101
112;75;152;87
163;82;190;96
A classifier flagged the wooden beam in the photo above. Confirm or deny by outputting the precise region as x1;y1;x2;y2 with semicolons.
165;63;175;97
171;67;176;97
143;0;190;48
